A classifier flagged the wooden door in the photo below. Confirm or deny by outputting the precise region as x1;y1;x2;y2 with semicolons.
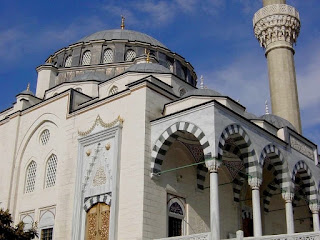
86;203;110;240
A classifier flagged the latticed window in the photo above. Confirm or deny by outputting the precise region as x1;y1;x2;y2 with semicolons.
82;51;91;65
64;56;72;67
25;161;37;193
45;154;58;188
41;228;53;240
109;86;118;96
40;129;50;145
103;48;114;63
166;60;174;72
125;49;136;61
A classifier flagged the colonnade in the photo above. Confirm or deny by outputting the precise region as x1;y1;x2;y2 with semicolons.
205;158;320;240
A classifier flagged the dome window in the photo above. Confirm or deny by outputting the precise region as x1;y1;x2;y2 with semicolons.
179;88;187;97
125;49;136;62
65;56;72;67
82;50;92;66
166;60;174;73
109;86;118;96
103;48;114;64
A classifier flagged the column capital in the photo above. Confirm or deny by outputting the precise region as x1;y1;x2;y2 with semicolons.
309;203;320;214
205;158;222;173
282;191;294;203
248;177;262;190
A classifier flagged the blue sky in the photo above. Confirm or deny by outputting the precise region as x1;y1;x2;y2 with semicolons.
0;0;319;147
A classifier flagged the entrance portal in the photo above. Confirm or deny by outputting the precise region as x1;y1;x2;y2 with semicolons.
85;203;110;240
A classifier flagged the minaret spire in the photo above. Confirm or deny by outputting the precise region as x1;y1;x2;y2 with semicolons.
200;75;204;89
253;0;302;133
121;16;125;30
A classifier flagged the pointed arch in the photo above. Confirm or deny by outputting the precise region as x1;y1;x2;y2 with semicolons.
84;193;111;212
25;161;37;193
263;178;280;212
45;154;58;188
292;161;318;204
151;121;212;190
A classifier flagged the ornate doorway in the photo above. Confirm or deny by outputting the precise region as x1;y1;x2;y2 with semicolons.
85;203;110;240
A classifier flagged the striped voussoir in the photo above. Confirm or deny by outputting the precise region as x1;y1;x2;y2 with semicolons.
292;161;318;204
151;121;211;190
84;193;111;212
260;144;291;193
217;124;257;202
263;178;280;212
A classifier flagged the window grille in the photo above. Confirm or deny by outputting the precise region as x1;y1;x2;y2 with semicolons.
25;161;37;193
40;129;50;145
82;51;91;65
125;49;136;61
65;56;72;67
109;86;118;96
45;155;58;188
103;49;114;63
41;228;53;240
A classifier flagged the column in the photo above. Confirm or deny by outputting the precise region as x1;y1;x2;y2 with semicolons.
282;192;295;234
309;203;320;232
248;177;262;237
205;158;222;240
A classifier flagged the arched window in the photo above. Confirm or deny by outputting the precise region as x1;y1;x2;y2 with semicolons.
166;59;174;72
64;56;72;67
40;129;50;145
45;154;58;188
103;48;114;63
75;87;82;93
109;86;118;96
125;49;136;61
82;50;92;66
179;88;187;97
25;161;37;193
167;194;186;237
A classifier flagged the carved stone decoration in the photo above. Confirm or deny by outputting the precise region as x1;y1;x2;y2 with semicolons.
253;4;300;49
87;213;97;240
100;210;110;240
224;161;245;181
290;136;314;160
248;177;262;190
93;167;107;187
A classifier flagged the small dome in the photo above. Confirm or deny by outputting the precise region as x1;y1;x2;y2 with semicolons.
69;72;107;82
20;89;34;96
77;29;167;49
126;63;171;74
183;88;222;98
260;114;297;131
243;111;258;119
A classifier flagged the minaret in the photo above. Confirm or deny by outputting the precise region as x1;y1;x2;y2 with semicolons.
253;0;302;133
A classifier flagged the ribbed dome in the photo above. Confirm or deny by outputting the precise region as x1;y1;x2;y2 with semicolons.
77;29;167;49
260;114;297;131
184;88;222;97
69;72;107;82
127;63;171;74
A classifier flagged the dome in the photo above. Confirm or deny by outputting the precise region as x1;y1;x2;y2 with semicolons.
77;29;167;49
69;72;107;82
126;63;171;74
243;111;258;119
260;114;297;131
183;88;222;98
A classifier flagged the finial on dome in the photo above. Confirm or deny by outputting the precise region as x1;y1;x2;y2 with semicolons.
46;56;53;63
265;100;270;114
200;75;204;89
27;83;30;91
145;49;150;63
121;16;125;30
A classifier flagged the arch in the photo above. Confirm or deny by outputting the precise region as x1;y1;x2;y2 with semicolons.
84;193;111;212
108;86;118;96
263;178;280;212
44;154;58;188
82;50;91;65
103;48;114;63
151;121;212;190
292;161;318;204
64;55;72;67
25;161;37;193
260;144;291;193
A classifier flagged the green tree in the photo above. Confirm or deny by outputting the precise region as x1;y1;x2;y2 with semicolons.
0;209;38;240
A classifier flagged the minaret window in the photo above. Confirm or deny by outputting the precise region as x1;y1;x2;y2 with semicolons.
25;161;37;193
82;51;92;66
109;86;118;96
125;49;136;61
45;154;58;188
64;56;72;67
103;48;114;63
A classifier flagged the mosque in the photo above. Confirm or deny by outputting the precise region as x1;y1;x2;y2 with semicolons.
0;0;319;239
